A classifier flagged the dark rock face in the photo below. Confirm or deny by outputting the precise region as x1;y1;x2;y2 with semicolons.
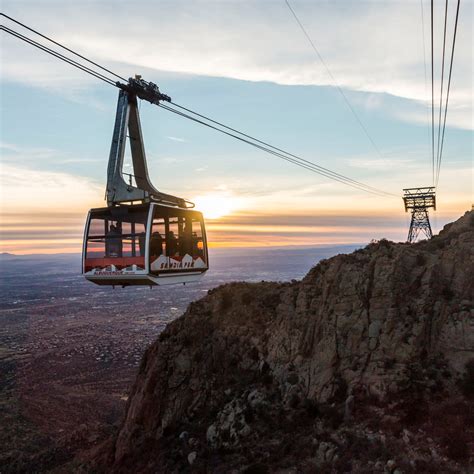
102;212;474;473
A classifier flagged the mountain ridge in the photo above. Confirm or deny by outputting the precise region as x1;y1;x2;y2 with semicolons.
97;211;474;473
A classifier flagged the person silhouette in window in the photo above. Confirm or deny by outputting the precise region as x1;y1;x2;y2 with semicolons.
138;231;146;257
167;230;179;257
180;222;193;256
106;223;122;257
150;231;163;258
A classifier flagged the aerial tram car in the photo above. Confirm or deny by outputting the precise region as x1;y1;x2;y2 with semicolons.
82;77;208;286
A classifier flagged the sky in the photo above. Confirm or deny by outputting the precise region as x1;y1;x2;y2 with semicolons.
1;0;473;254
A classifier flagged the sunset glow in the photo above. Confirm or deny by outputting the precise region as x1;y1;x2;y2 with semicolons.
193;194;242;220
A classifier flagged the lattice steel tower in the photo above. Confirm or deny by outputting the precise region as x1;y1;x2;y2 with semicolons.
403;187;436;243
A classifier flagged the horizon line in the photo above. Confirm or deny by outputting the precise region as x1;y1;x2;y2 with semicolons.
0;242;369;258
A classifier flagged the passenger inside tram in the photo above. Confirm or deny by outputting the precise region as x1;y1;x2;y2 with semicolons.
150;231;163;258
167;230;179;256
106;223;122;257
180;222;193;256
138;231;146;257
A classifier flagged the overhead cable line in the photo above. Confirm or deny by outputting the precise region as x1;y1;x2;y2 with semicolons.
284;0;383;159
169;102;397;197
436;0;449;181
430;0;435;184
419;0;431;169
0;25;117;86
1;16;398;198
160;103;396;197
436;0;461;187
0;12;127;83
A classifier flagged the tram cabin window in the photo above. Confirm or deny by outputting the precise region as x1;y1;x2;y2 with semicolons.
150;218;165;259
149;207;207;273
85;207;148;271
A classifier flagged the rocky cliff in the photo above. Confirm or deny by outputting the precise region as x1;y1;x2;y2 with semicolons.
100;211;474;473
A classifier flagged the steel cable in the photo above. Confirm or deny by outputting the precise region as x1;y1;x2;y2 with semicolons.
436;0;449;181
1;25;117;86
160;103;398;197
1;13;127;82
436;0;461;187
284;0;384;159
420;0;431;170
170;101;397;197
430;0;435;185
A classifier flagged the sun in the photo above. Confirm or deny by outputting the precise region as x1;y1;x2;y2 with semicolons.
193;194;237;219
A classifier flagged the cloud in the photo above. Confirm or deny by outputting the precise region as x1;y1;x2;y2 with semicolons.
2;0;472;128
166;136;186;143
0;162;103;210
0;161;104;253
0;141;60;162
347;157;416;170
0;141;100;168
155;155;183;164
0;160;467;254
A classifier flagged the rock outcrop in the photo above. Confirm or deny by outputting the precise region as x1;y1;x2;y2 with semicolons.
100;212;474;473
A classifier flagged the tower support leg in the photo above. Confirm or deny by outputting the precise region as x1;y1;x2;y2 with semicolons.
407;208;433;243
